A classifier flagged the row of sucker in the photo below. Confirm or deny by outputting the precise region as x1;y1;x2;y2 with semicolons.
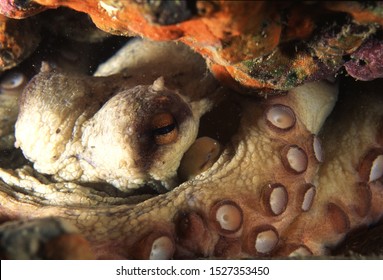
256;96;320;255
8;81;383;259
278;82;383;256
127;84;327;259
243;81;336;255
9;80;383;259
207;91;321;256
4;26;381;259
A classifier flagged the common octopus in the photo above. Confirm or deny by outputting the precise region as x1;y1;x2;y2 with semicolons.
0;1;383;260
0;37;382;259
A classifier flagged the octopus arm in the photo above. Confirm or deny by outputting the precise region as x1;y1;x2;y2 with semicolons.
284;82;383;255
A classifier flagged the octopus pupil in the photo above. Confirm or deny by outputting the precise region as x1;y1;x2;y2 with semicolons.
153;123;176;136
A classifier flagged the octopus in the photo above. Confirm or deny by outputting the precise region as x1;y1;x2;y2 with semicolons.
0;38;382;260
0;1;383;259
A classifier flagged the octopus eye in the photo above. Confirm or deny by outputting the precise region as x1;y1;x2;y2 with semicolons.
151;113;178;145
0;72;26;91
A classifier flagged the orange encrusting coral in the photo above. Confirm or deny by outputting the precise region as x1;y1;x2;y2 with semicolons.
1;1;383;91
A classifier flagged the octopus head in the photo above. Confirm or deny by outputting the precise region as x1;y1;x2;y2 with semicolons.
80;77;202;191
15;65;211;193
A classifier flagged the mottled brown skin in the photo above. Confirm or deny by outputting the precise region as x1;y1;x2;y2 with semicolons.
14;41;219;192
1;39;383;259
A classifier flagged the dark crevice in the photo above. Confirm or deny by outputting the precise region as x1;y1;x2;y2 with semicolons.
197;95;242;145
134;0;196;25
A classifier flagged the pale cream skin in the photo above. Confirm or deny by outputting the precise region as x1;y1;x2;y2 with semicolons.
0;40;383;259
14;40;219;192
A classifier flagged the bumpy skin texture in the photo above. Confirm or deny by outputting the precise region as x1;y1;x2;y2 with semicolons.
1;39;383;259
15;41;219;192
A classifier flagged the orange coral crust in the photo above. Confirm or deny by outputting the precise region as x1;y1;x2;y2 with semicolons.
1;1;383;90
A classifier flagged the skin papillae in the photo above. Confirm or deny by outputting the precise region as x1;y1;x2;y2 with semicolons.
15;40;219;192
1;1;383;259
0;38;383;259
2;1;383;91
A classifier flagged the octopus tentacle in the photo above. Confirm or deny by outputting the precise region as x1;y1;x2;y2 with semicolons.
0;38;383;259
89;80;381;258
4;79;372;259
282;81;383;255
